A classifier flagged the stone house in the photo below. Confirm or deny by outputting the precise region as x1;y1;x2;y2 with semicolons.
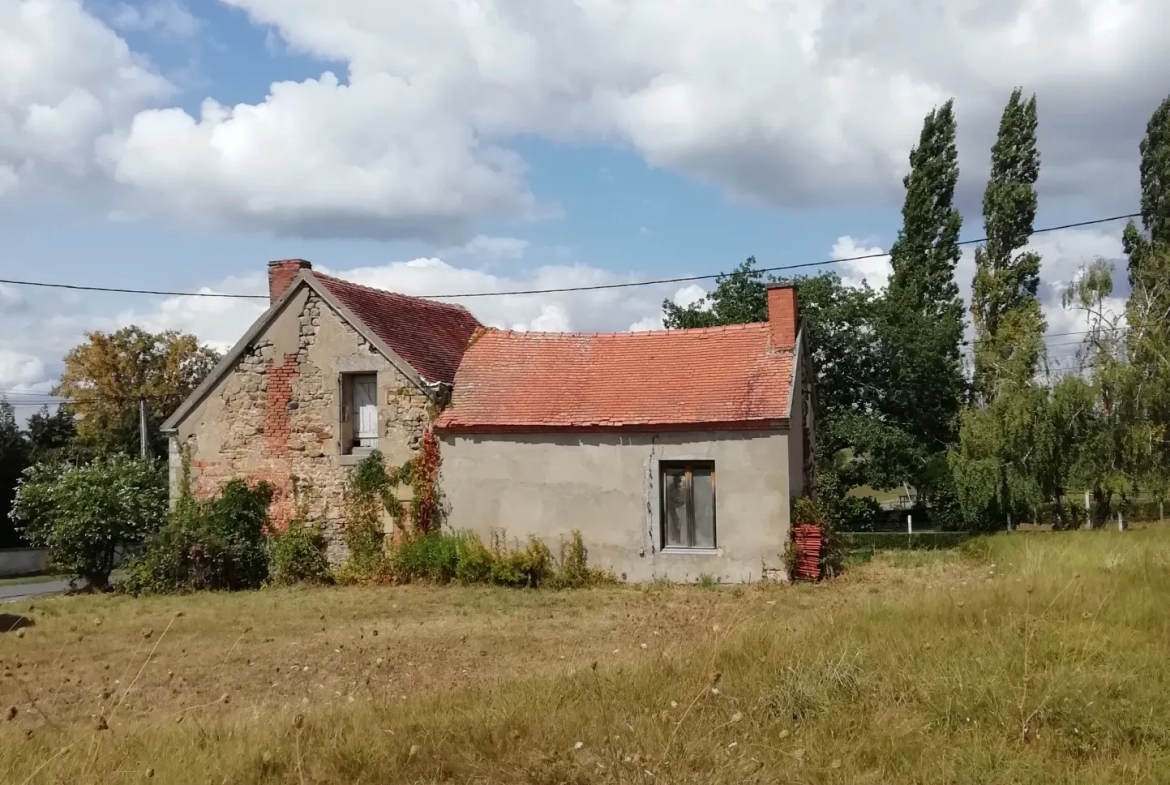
434;283;815;583
163;261;814;580
159;260;481;561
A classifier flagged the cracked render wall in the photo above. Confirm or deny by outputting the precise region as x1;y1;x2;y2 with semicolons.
168;287;431;563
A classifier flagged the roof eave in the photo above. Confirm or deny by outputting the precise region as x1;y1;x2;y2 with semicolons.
433;418;791;435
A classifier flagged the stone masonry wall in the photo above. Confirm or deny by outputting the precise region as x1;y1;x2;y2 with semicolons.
178;290;432;563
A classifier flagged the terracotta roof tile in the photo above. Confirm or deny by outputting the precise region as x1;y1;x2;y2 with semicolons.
314;273;481;384
435;323;794;431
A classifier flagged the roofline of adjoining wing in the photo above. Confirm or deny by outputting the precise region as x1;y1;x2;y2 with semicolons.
160;270;434;434
432;418;792;434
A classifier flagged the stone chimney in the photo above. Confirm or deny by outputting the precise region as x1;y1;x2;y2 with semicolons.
765;282;798;349
268;259;312;303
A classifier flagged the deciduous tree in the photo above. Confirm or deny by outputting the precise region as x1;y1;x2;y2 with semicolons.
879;99;966;492
55;327;220;457
954;88;1047;528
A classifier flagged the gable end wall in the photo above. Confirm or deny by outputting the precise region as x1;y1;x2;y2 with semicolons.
169;289;432;562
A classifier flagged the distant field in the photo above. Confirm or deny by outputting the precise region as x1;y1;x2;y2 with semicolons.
3;529;1169;783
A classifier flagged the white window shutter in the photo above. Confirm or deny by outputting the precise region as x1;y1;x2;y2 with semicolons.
353;376;378;446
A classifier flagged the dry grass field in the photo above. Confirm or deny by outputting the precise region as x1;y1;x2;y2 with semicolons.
3;528;1169;784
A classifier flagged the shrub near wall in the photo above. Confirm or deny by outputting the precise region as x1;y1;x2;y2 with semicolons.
391;529;613;589
120;479;274;594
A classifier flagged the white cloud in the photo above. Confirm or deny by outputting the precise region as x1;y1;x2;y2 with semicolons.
0;255;701;393
628;283;710;332
3;0;1168;240
97;0;1166;238
830;236;891;290
0;349;46;390
97;72;548;243
0;0;171;193
111;0;200;38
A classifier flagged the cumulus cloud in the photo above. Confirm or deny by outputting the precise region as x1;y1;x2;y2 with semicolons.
0;349;46;390
0;0;171;194
830;236;891;291
5;0;1166;241
93;0;1167;239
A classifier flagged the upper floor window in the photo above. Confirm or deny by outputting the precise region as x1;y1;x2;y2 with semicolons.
341;373;378;453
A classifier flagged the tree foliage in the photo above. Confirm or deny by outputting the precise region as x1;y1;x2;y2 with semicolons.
10;455;167;588
0;399;29;548
25;404;80;464
880;99;966;467
955;89;1048;528
56;327;220;457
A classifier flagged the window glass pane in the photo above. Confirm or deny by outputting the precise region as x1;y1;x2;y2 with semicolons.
663;469;688;547
692;468;716;548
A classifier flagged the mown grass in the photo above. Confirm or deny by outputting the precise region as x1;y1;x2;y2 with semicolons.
3;529;1170;783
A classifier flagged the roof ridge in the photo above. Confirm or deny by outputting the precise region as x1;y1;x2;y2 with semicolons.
479;322;770;339
312;271;474;316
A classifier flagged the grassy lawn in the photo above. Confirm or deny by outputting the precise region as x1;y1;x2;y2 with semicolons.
3;530;1169;783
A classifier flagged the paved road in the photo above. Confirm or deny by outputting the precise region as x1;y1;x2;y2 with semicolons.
0;580;74;602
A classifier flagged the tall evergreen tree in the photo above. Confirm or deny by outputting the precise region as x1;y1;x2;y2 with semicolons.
880;100;966;481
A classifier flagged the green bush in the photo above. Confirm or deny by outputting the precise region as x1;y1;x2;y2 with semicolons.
10;455;166;589
339;451;391;583
489;532;552;588
387;529;607;589
269;520;333;586
392;532;460;583
453;531;494;584
835;495;884;532
120;479;273;594
548;530;616;588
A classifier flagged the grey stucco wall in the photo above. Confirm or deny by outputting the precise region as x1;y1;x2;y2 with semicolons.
438;429;792;583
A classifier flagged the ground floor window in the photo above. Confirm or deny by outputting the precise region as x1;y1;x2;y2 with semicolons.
661;461;716;549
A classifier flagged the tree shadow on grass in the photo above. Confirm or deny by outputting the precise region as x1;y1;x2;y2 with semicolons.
1;614;35;633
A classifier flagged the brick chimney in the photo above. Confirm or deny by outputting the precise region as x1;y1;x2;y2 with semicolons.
765;282;798;349
268;259;312;303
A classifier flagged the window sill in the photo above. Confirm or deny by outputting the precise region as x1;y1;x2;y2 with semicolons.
660;547;721;557
338;450;377;467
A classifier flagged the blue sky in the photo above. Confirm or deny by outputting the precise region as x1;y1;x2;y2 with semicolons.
1;0;1166;400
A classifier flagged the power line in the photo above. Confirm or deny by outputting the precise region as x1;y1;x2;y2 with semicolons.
0;212;1140;302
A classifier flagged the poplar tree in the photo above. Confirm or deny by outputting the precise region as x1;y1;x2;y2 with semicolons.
879;99;966;488
954;89;1048;527
1122;95;1170;508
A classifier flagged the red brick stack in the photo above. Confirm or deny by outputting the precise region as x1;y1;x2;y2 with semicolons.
792;523;822;581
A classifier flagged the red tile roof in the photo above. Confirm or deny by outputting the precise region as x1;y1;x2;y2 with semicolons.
314;272;482;385
434;323;795;431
